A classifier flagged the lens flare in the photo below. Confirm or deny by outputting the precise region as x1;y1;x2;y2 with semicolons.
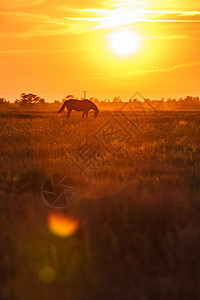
47;212;79;238
38;266;56;284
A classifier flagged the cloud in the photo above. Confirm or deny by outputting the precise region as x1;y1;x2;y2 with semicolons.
111;60;200;77
0;11;88;37
63;7;200;29
0;4;199;38
146;19;200;23
179;11;200;16
0;49;39;55
0;46;99;55
0;0;46;9
113;0;200;10
146;35;188;39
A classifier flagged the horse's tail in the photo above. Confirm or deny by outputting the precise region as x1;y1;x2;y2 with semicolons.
57;101;66;114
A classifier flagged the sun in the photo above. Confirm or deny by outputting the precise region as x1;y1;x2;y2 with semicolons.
108;30;141;56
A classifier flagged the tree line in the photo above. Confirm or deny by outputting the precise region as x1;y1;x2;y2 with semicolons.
0;93;199;106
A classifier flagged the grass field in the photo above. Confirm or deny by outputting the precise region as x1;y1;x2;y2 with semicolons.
1;109;200;300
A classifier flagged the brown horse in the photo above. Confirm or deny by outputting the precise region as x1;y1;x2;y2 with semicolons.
57;99;99;119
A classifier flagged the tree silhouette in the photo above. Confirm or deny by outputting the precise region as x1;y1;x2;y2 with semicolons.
112;96;122;103
16;93;46;105
0;98;10;105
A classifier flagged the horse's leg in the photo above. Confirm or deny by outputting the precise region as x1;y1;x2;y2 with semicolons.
67;109;71;119
86;110;89;118
82;111;85;119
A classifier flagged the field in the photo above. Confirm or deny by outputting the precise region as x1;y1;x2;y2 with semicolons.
1;108;200;300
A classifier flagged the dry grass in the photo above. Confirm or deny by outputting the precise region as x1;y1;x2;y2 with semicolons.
1;110;200;300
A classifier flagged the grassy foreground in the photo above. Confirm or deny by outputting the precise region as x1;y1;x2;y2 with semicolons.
1;110;200;300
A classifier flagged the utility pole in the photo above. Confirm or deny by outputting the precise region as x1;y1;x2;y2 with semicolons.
83;91;87;99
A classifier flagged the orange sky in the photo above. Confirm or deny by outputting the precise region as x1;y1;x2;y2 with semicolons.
0;0;200;102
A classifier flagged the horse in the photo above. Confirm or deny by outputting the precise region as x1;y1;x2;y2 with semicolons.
57;99;99;119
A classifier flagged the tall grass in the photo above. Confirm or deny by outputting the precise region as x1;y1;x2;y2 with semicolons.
1;110;200;299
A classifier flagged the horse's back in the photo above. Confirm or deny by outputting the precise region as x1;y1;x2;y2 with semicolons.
65;99;94;111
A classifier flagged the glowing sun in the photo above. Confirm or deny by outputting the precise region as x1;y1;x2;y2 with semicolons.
108;30;141;56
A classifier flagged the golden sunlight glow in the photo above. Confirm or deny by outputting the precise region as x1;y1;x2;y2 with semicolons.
108;30;141;55
0;0;199;100
47;212;79;238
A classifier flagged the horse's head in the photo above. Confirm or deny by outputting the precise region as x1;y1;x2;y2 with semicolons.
94;109;99;118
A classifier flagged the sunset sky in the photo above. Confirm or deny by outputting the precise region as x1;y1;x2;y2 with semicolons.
0;0;200;102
